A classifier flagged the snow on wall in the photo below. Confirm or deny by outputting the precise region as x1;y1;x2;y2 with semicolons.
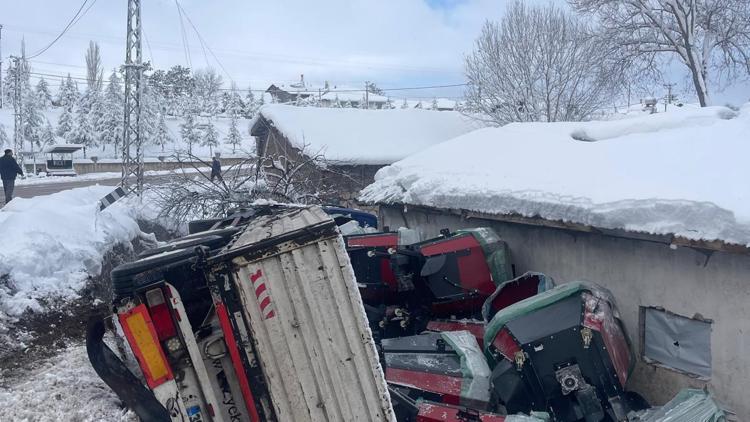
258;104;483;164
0;186;148;317
361;105;750;246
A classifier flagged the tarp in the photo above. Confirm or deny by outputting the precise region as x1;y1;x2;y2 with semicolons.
441;330;491;410
632;389;726;422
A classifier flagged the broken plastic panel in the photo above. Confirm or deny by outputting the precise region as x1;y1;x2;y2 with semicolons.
643;308;712;379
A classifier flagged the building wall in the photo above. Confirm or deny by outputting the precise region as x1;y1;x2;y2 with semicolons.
379;204;749;419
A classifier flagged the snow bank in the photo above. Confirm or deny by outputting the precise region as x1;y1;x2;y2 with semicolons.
0;344;137;422
258;104;483;164
0;186;147;316
361;105;750;246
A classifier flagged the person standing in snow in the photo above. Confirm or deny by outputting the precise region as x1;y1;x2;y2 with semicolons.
0;149;24;204
210;152;222;182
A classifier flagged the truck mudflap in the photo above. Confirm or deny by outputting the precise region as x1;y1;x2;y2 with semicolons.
85;316;171;422
209;206;396;422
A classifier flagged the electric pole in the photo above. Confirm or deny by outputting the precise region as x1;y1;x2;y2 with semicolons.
122;0;144;195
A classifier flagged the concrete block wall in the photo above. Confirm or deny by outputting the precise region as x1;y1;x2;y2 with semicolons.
379;204;749;419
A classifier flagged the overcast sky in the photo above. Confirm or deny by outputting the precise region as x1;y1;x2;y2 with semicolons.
1;0;748;104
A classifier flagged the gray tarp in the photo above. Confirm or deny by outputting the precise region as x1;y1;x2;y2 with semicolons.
643;308;711;378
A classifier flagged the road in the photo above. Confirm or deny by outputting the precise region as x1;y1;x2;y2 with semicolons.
2;177;122;202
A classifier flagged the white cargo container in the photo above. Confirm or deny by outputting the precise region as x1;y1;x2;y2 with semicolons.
211;206;395;422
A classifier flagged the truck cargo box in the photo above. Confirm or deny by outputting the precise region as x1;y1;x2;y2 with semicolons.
210;206;395;422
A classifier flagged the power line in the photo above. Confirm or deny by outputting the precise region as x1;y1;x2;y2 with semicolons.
175;1;233;82
174;0;192;68
27;0;97;59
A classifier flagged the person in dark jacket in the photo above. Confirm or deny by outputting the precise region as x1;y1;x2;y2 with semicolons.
0;149;24;204
210;153;222;182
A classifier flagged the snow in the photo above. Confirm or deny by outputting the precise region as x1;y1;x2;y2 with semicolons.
0;186;148;317
0;344;137;422
258;104;483;164
361;104;750;246
0;108;257;160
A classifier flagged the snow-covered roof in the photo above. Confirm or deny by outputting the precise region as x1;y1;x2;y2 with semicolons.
255;104;484;164
44;144;84;153
320;91;389;103
361;104;750;247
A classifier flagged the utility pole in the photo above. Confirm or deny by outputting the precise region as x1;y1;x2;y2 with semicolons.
663;83;675;112
0;24;4;109
122;0;144;195
365;81;369;109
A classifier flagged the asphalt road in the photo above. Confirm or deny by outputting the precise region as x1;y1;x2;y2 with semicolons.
1;177;122;203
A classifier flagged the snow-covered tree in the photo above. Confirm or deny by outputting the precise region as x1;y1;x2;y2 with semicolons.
180;113;199;155
35;78;53;109
193;68;223;115
58;75;80;110
570;0;750;107
414;101;423;109
22;86;44;150
85;41;104;92
342;100;352;108
140;81;160;144
244;85;257;118
202;119;219;155
226;82;244;117
2;52;30;109
57;106;75;139
154;113;173;152
40;121;56;148
401;98;409;109
0;124;9;149
97;70;124;151
431;98;439;110
464;1;622;124
69;103;96;157
225;115;242;153
383;97;395;109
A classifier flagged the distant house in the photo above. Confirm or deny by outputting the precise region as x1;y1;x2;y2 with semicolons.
361;105;750;419
250;104;481;204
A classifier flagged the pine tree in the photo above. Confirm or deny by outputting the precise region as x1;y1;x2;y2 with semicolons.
384;97;394;109
59;75;79;109
0;124;9;149
35;78;53;109
154;113;173;152
401;98;409;109
180;113;198;155
431;98;439;110
225;114;242;153
140;81;160;145
98;70;124;152
57;106;75;139
226;82;243;118
202;119;219;155
244;85;257;118
70;103;96;158
22;85;44;150
40;121;56;147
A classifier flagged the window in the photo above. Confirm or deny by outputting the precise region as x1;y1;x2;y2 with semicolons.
640;307;712;379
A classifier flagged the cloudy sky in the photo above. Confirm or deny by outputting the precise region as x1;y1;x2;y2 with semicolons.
1;0;748;104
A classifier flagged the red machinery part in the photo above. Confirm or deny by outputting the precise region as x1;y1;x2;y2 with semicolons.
490;327;521;363
387;367;463;406
346;233;398;248
582;292;631;386
145;288;177;341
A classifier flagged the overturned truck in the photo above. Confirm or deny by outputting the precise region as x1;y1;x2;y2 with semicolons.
87;205;727;422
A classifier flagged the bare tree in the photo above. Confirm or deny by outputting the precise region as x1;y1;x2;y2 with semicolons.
570;0;750;107
85;41;103;92
464;2;622;125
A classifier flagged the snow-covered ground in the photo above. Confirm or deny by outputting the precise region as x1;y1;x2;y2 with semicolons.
0;344;137;422
0;107;257;161
361;104;750;246
0;186;152;317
